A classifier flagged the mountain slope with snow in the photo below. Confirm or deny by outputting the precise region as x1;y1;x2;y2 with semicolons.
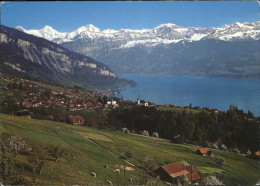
16;22;260;78
16;22;260;45
0;25;135;89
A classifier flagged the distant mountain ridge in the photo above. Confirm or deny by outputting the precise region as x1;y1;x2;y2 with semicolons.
16;22;260;78
0;25;135;89
16;22;260;44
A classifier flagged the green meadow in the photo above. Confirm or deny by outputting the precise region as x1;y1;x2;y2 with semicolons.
1;114;259;185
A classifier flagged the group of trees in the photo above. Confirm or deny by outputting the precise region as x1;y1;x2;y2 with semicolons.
0;136;35;185
30;107;70;123
0;135;66;184
0;95;22;115
107;106;259;153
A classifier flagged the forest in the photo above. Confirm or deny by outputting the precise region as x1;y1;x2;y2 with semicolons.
107;105;259;154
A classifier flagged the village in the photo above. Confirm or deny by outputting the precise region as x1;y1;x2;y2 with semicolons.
1;74;147;108
1;73;114;110
0;73;222;122
0;73;157;126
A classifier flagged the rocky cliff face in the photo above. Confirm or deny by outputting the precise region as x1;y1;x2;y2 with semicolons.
0;25;135;89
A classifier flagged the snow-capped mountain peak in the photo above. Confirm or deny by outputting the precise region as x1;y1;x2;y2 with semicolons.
155;23;180;29
75;24;100;34
16;26;26;32
234;22;244;27
16;25;66;41
41;25;56;31
63;24;101;40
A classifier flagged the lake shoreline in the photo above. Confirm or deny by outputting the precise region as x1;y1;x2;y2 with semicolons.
115;75;259;117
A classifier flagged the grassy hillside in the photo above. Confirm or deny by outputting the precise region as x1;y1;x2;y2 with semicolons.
1;114;259;185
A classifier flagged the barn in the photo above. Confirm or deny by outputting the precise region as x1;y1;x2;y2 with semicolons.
197;147;210;156
154;163;189;183
155;163;201;184
69;115;84;125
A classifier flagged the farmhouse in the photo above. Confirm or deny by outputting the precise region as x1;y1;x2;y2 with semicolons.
31;100;40;107
154;163;189;183
69;115;84;125
197;147;210;156
137;98;148;107
70;103;76;108
107;99;117;106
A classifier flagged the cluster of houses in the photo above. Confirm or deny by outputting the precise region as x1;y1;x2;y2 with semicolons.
1;73;220;128
4;73;220;115
106;98;155;108
0;74;128;112
20;87;103;111
2;74;155;111
1;74;155;125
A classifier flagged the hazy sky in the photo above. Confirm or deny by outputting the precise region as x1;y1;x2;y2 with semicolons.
1;1;259;32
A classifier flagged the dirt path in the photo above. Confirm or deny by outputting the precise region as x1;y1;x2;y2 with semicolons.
75;132;135;167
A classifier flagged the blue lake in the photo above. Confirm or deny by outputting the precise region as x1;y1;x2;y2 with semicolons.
117;76;260;117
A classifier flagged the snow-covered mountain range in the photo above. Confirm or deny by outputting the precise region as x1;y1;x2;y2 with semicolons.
16;22;260;47
15;22;260;78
